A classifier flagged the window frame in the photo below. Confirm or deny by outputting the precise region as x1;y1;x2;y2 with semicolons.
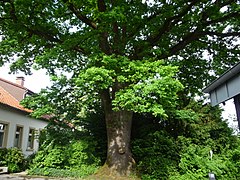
0;121;9;148
14;125;23;149
27;128;35;151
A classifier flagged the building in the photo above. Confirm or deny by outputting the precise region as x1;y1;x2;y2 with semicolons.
0;77;48;156
203;62;240;130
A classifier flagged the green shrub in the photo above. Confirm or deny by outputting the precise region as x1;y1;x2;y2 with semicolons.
67;140;100;169
30;143;67;169
132;101;240;179
3;148;25;173
0;148;8;166
169;141;240;180
24;153;36;169
132;131;178;180
29;138;100;178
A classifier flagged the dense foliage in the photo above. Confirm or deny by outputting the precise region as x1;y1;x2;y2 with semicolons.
1;0;240;176
27;100;240;179
28;122;101;178
132;101;240;180
28;140;100;178
0;148;25;173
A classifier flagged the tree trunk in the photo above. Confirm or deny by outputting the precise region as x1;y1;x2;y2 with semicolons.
104;109;135;176
100;87;135;176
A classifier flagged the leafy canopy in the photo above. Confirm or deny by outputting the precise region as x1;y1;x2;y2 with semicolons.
0;0;239;95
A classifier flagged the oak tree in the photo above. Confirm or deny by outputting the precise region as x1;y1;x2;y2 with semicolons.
1;0;240;176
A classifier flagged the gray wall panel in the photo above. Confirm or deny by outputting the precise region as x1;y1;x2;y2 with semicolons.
209;74;240;106
210;91;218;106
216;84;228;104
228;75;240;98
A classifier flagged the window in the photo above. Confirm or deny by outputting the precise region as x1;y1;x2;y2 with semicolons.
14;126;23;148
27;128;35;150
0;123;8;148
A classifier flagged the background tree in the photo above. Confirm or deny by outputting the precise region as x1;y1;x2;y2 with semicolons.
132;101;240;179
1;0;240;177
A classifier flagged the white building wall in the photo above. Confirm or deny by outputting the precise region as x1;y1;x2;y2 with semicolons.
0;105;48;156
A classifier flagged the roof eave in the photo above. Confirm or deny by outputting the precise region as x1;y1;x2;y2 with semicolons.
203;62;240;93
0;102;32;114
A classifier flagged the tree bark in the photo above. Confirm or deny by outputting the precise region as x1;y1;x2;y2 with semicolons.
105;110;134;176
101;90;135;176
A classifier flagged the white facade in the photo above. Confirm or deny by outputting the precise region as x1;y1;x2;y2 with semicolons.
0;104;48;156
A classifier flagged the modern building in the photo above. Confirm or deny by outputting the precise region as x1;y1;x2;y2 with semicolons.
0;77;48;156
203;62;240;130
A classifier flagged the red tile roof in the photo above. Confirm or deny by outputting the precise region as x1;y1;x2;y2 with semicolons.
0;78;33;113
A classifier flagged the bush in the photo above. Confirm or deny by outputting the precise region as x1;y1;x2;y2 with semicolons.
132;131;179;180
132;101;240;179
0;148;25;173
0;148;8;166
29;138;100;178
169;142;239;180
67;140;100;169
34;145;67;169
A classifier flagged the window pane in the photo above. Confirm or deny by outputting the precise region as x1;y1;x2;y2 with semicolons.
0;131;4;147
0;123;6;148
27;128;34;149
14;126;23;148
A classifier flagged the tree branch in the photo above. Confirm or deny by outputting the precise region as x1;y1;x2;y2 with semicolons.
147;0;199;46
97;0;106;12
205;11;240;26
146;0;239;59
97;0;111;54
62;0;97;29
4;0;86;54
111;0;121;54
159;29;240;59
28;29;62;43
101;89;112;113
130;0;200;59
166;31;205;58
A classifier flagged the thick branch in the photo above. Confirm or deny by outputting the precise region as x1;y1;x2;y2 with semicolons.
4;0;85;54
28;29;62;43
205;11;240;26
101;89;112;113
0;0;11;4
147;0;199;46
167;31;205;58
63;1;97;29
145;1;239;59
110;0;120;54
98;0;107;12
97;0;111;54
160;29;240;59
112;22;120;53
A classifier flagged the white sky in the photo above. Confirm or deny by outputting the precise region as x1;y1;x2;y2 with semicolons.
221;99;238;133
